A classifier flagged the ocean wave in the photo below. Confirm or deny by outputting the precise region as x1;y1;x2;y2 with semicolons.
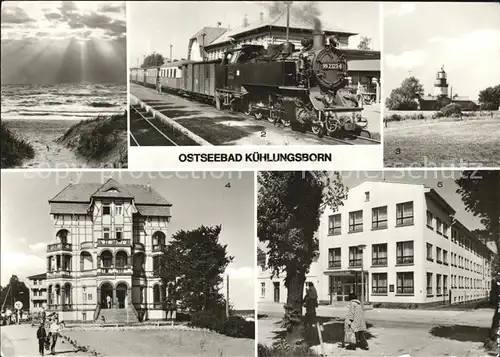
88;102;118;108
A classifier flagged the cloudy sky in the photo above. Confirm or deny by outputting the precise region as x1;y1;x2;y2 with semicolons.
128;1;380;66
1;1;127;84
384;2;500;100
1;171;255;310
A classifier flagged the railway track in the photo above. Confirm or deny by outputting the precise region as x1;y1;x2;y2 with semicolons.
129;105;197;146
130;85;381;146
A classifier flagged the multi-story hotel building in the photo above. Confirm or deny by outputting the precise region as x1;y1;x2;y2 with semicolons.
259;181;493;305
45;178;172;321
27;273;48;313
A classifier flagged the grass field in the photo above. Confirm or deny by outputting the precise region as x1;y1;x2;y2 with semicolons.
64;327;255;357
384;116;500;167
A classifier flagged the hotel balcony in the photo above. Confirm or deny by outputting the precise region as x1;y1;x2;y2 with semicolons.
47;269;72;279
47;243;72;253
97;266;133;276
152;244;166;253
97;239;131;247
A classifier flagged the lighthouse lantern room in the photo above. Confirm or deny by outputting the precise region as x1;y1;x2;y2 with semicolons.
434;65;449;96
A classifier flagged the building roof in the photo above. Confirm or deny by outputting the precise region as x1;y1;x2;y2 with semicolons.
348;59;380;72
27;273;47;280
49;179;172;216
206;11;357;48
424;188;456;215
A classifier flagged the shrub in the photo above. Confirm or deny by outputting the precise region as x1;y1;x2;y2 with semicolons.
220;316;255;339
440;103;462;117
0;121;35;168
385;114;403;122
258;342;319;357
480;102;499;111
189;310;224;331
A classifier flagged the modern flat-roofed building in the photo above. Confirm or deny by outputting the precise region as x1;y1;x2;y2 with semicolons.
258;181;493;306
27;273;48;313
45;178;172;321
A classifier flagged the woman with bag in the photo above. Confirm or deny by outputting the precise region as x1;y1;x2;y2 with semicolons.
344;293;369;350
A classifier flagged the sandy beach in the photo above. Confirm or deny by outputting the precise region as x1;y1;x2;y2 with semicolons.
3;119;94;169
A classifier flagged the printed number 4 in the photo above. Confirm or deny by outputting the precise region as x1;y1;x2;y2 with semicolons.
225;183;231;188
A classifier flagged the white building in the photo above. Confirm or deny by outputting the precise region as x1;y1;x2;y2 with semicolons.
259;181;493;306
27;273;48;313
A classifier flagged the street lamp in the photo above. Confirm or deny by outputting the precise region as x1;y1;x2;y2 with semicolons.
357;244;367;309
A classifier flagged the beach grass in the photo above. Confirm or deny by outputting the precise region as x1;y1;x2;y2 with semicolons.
0;121;35;168
57;111;127;164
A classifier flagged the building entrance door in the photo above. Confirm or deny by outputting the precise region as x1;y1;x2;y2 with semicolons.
273;282;280;303
116;283;128;309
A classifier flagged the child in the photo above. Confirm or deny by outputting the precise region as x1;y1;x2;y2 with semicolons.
36;322;47;356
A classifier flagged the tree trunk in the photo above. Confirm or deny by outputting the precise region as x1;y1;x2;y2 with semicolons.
283;271;306;345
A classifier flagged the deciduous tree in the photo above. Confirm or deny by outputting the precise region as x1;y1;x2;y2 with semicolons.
386;77;424;110
455;170;500;350
141;52;165;68
157;225;233;314
357;36;372;50
257;171;347;341
478;85;500;110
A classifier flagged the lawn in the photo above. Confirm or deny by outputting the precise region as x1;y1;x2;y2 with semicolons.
384;117;500;167
64;327;255;357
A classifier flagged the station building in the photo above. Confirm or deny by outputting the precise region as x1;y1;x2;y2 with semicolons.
27;273;48;313
258;181;493;306
45;178;171;321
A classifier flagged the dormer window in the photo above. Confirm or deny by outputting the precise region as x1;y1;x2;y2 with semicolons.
106;188;119;193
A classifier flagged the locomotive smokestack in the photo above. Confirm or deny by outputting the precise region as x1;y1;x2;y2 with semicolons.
313;29;325;50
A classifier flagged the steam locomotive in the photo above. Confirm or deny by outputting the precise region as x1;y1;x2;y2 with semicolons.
131;31;370;138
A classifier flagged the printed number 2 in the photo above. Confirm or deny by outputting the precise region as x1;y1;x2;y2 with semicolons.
261;131;267;138
225;183;231;188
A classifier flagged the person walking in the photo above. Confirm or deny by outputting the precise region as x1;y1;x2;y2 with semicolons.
36;322;47;356
344;293;369;350
49;317;61;355
106;294;112;309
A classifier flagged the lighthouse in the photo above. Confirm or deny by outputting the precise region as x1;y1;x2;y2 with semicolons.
433;65;449;97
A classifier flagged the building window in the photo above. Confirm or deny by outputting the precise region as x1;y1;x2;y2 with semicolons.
436;274;442;295
451;229;457;243
349;210;363;233
426;243;433;261
443;275;448;295
348;246;362;267
365;191;370;202
115;204;123;216
426;211;433;228
396;272;414;294
372;206;387;229
82;312;87;321
116;228;123;241
436;247;442;263
261;282;266;297
103;205;111;216
328;214;341;235
328;248;341;268
436;218;442;234
443;250;448;265
396;241;414;264
372;273;387;294
426;273;433;295
372;244;387;266
443;223;449;238
396;201;414;226
103;227;110;240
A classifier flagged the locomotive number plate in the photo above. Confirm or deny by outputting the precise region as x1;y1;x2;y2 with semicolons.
322;63;343;70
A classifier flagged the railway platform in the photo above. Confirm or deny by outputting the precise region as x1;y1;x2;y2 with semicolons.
129;84;380;146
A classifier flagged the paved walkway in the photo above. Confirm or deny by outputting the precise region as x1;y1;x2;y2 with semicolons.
258;302;492;327
1;324;89;357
